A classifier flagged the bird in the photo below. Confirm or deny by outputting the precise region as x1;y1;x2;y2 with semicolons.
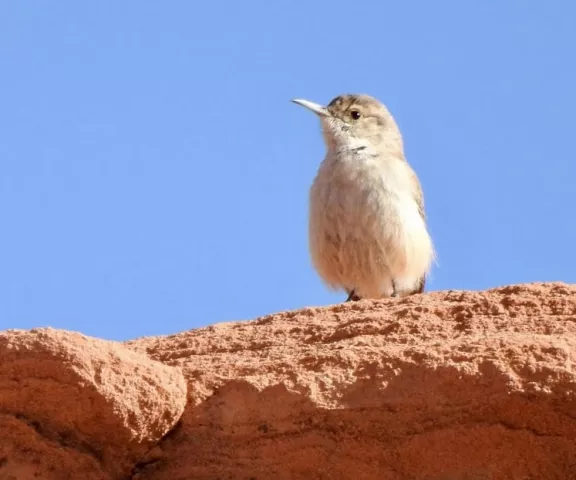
291;93;435;302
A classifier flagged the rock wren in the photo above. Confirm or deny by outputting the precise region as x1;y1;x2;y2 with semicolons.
291;93;435;301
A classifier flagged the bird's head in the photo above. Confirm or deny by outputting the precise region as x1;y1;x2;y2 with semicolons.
292;94;403;155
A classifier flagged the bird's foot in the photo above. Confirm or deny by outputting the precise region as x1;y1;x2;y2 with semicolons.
346;290;361;302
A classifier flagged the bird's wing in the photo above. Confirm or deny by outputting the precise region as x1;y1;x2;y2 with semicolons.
409;166;426;221
408;165;431;294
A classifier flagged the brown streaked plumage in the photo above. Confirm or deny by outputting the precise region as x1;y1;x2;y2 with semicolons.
292;93;435;301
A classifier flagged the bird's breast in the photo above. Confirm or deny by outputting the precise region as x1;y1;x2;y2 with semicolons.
308;152;433;297
314;152;415;221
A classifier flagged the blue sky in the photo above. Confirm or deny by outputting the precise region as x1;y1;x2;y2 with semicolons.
1;1;575;341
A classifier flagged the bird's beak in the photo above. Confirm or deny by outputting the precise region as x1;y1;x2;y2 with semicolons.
291;98;330;117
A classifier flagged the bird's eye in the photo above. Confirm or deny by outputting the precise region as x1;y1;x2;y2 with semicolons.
350;110;361;120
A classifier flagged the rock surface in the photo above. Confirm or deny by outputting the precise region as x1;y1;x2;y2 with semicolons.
0;328;187;479
2;282;576;479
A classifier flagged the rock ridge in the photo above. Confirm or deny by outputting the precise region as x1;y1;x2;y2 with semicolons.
1;282;576;479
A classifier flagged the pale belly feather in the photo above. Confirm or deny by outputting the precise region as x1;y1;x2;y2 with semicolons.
308;153;433;298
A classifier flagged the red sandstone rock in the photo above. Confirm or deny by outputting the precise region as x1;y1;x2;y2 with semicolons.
2;282;576;479
0;328;187;479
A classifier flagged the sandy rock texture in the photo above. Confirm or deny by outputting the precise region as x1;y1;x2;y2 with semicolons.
2;282;576;479
0;328;187;479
